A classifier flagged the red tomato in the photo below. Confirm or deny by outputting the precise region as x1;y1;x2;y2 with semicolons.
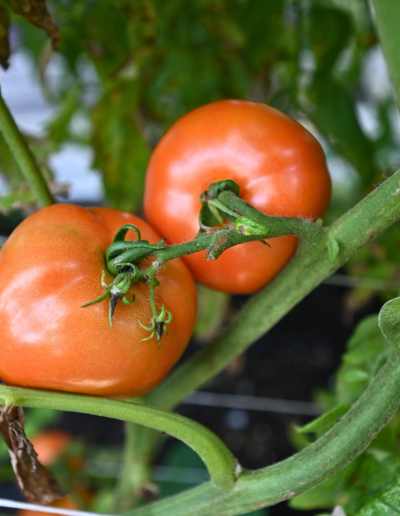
31;430;71;467
144;100;331;294
17;496;77;516
0;205;196;397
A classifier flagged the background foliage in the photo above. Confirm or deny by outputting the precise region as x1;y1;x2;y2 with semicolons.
0;1;400;515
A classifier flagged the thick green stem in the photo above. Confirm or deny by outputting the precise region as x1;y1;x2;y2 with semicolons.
129;348;400;516
0;387;237;489
0;88;54;207
370;0;400;107
145;169;400;411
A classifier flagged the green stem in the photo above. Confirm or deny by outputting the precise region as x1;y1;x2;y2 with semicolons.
0;87;54;207
148;280;159;318
0;386;237;489
114;423;159;513
370;0;400;107
129;348;400;516
145;168;400;411
217;190;324;243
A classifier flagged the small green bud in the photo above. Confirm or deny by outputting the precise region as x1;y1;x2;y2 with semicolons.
234;216;270;237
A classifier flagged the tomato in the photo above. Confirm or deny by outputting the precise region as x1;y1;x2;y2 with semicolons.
17;496;77;516
0;205;196;397
30;430;71;466
144;100;331;294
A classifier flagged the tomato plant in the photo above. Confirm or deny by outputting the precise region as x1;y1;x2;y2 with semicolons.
0;204;197;398
144;100;332;293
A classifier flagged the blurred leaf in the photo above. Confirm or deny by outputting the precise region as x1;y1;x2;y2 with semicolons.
356;473;400;515
237;0;287;71
335;314;390;405
6;0;59;48
123;0;156;69
297;405;350;438
92;81;150;212
310;7;353;73
301;75;376;187
346;224;400;307
0;3;10;69
47;86;81;144
0;188;36;212
85;1;130;78
342;369;370;382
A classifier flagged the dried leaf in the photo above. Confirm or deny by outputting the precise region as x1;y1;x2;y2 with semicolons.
0;4;10;69
5;0;59;49
0;405;63;503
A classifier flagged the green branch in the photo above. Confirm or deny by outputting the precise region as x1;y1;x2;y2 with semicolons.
0;87;54;207
130;347;400;515
370;0;400;107
217;190;324;243
0;386;237;489
145;169;400;411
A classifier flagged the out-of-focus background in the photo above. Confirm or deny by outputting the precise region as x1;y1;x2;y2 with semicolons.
1;1;400;515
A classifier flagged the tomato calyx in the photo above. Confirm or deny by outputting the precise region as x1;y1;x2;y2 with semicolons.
106;224;167;277
81;270;136;328
198;180;271;245
82;224;172;342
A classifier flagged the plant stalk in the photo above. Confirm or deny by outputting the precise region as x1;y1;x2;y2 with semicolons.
0;88;54;208
129;348;400;515
0;387;237;490
145;168;400;411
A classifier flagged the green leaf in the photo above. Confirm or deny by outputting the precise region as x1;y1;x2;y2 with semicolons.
91;82;150;212
332;314;391;404
0;188;37;212
84;1;130;78
297;405;350;437
47;86;81;144
5;0;59;48
301;75;377;187
356;473;400;515
0;3;10;69
309;7;353;73
342;369;370;382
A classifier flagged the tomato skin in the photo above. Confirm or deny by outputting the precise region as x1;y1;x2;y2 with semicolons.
0;205;196;398
30;430;72;467
144;100;331;294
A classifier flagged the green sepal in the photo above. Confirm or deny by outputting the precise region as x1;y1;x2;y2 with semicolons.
197;181;240;234
106;238;166;275
112;223;141;244
207;179;240;199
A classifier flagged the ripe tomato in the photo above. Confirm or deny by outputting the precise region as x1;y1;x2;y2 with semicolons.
0;205;196;397
30;430;71;466
144;100;331;294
